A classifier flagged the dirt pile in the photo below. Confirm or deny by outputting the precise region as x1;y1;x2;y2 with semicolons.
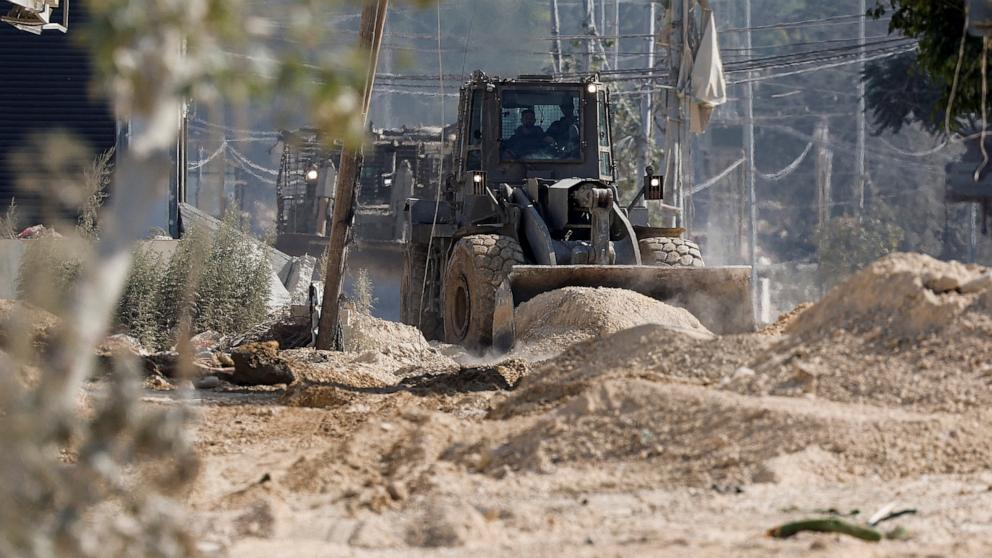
340;310;452;368
513;287;712;355
788;252;992;340
460;380;992;486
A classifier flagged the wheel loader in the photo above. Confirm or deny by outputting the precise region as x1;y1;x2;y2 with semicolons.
401;71;754;352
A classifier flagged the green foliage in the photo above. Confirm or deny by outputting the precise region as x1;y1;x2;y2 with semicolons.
0;199;17;239
16;236;89;313
192;209;272;335
77;148;114;240
155;226;212;343
129;211;272;349
117;245;166;348
867;0;983;134
815;214;904;289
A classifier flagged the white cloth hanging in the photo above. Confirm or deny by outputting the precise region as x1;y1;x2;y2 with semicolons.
689;10;727;133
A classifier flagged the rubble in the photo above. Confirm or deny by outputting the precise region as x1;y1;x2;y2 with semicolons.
230;341;296;385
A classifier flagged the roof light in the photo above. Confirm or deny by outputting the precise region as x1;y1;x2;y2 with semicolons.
587;83;598;94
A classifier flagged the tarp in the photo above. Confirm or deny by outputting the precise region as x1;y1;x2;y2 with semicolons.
690;10;727;134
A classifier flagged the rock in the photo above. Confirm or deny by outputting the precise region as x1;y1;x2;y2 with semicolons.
961;273;992;294
189;330;225;355
230;341;295;385
97;334;148;358
145;373;173;391
216;352;235;367
924;274;962;294
194;375;221;389
407;500;491;548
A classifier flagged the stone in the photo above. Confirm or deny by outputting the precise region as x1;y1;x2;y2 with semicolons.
230;341;295;385
961;273;992;294
216;352;235;367
194;375;221;389
189;330;225;354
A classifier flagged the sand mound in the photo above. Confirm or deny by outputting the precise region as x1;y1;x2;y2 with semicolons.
461;379;992;487
514;287;712;355
788;252;992;339
493;324;770;419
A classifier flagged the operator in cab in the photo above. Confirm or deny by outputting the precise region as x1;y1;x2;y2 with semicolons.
546;99;580;150
502;108;552;159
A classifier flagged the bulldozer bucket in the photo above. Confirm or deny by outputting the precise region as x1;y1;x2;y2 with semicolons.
493;265;755;347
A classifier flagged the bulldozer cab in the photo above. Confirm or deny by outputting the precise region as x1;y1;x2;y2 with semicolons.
456;73;614;188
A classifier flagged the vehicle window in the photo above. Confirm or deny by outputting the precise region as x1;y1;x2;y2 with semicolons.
499;89;582;162
468;92;482;146
597;90;610;148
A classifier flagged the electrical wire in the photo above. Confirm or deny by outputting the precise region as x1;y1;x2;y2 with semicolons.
418;0;446;330
946;5;970;138
755;141;814;181
189;141;227;170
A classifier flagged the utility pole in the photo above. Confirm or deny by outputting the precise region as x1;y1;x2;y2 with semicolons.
550;0;563;74
660;0;679;229
599;0;606;38
316;0;389;350
743;0;758;313
582;0;595;72
613;0;620;70
640;2;656;181
855;0;867;217
815;118;833;228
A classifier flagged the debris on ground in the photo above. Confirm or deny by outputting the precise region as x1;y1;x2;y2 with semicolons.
768;518;882;542
230;341;296;385
16;224;60;239
108;253;992;556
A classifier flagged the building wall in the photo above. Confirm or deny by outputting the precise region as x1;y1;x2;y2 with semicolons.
0;5;116;226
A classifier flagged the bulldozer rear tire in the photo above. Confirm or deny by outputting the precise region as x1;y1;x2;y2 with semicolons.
401;242;443;340
639;237;705;267
442;234;524;351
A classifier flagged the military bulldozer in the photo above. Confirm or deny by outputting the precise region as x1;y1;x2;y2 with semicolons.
402;72;754;351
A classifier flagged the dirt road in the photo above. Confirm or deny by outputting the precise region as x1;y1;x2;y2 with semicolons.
151;253;992;556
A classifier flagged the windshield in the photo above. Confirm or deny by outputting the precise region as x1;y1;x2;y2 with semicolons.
499;88;582;162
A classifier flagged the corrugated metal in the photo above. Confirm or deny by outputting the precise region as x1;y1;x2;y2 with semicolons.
0;5;115;226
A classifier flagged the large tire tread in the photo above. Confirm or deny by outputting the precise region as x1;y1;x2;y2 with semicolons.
639;237;705;267
442;235;524;350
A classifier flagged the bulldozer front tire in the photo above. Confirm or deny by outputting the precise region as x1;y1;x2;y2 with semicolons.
442;234;524;351
639;237;705;267
401;242;443;340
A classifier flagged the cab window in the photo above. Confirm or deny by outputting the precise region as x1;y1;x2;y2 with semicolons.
499;89;582;162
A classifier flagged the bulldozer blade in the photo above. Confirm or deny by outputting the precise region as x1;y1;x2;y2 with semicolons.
492;279;515;353
507;265;756;336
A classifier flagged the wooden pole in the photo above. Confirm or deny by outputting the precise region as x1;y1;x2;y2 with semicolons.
315;0;389;350
744;0;758;316
639;2;656;179
815;118;833;228
855;0;867;217
550;0;563;73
